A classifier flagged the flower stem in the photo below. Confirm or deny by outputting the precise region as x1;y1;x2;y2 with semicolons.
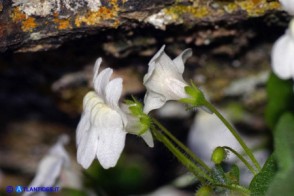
151;126;213;183
223;146;257;175
205;102;261;172
214;183;250;195
152;118;211;172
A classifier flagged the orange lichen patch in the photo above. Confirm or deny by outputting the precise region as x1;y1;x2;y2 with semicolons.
21;17;37;32
11;7;26;22
11;7;37;32
75;0;120;27
53;18;72;30
75;6;118;27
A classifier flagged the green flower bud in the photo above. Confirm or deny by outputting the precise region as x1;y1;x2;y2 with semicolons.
211;147;227;165
179;82;212;113
195;186;213;196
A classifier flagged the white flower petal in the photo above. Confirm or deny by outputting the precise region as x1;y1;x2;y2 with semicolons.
24;135;70;196
76;112;90;146
272;32;294;79
173;48;192;74
152;49;180;75
148;45;166;69
93;68;113;96
49;140;71;167
279;0;294;15
165;78;188;99
83;91;103;108
93;58;102;83
144;45;180;84
97;127;126;169
143;91;166;113
95;107;126;169
24;157;63;196
76;91;102;146
77;126;98;169
143;61;156;84
105;78;123;109
140;130;154;147
143;46;191;113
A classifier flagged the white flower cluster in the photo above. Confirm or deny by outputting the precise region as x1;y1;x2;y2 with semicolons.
271;0;294;80
76;45;195;169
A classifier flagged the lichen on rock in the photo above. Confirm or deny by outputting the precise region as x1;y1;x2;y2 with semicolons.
12;0;102;17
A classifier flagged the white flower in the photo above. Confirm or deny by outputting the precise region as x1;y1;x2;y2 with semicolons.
272;19;294;80
24;135;70;196
279;0;294;15
76;58;128;169
143;45;192;113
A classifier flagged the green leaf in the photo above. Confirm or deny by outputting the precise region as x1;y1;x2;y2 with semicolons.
266;113;294;195
249;155;277;196
211;165;231;195
226;164;240;185
212;165;227;185
265;73;294;129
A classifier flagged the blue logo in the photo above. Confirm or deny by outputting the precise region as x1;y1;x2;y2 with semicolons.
6;186;13;193
15;186;23;193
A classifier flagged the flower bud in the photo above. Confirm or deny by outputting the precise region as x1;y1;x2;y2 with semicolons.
195;186;213;196
211;147;227;165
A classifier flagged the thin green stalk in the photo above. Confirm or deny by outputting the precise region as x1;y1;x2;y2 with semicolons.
151;127;213;183
223;146;257;175
205;102;261;172
152;118;211;172
214;183;250;195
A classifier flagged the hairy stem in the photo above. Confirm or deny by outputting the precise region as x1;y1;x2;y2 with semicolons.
205;102;261;172
152;118;211;172
223;146;257;175
151;127;213;183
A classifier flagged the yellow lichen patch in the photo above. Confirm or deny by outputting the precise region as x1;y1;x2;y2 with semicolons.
164;4;210;22
163;0;280;24
224;3;239;14
21;17;37;32
237;0;281;16
53;18;72;30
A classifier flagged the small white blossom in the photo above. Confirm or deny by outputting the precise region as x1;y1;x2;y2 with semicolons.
76;58;128;169
272;19;294;80
279;0;294;15
24;135;70;196
143;45;192;113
